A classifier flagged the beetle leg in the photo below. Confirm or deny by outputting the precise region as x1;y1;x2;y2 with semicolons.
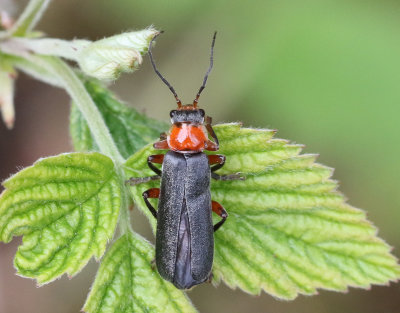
126;175;160;186
147;154;164;176
207;272;214;283
205;116;219;146
153;139;169;150
159;132;168;140
204;116;220;151
208;154;226;172
212;200;228;232
127;154;164;185
211;172;244;181
151;258;157;270
208;154;245;180
142;188;160;219
205;140;219;151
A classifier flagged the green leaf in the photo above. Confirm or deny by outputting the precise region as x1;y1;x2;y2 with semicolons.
84;233;197;313
125;123;400;299
70;79;168;159
0;152;121;284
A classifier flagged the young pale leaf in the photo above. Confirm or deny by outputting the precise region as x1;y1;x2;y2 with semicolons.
77;28;158;80
125;123;400;299
84;233;197;313
70;79;168;159
0;152;121;284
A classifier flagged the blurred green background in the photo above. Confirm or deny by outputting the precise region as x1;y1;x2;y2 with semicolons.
1;0;400;312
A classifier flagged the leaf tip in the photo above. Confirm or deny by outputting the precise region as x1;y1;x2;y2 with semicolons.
35;281;46;288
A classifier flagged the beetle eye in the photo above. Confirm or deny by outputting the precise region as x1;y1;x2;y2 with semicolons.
170;110;176;118
199;109;205;117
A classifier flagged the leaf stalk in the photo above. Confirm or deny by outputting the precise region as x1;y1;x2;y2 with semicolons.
9;0;52;37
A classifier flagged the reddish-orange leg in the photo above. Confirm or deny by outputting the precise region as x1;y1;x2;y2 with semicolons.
126;154;164;185
208;154;225;172
212;200;228;232
208;154;244;181
205;140;219;151
143;188;160;219
147;154;164;175
154;140;169;150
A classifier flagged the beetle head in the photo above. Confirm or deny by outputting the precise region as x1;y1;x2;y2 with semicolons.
170;106;205;124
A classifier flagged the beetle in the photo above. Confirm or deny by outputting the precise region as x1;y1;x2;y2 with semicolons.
128;32;243;289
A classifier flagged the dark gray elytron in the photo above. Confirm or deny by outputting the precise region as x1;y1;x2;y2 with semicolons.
157;151;213;289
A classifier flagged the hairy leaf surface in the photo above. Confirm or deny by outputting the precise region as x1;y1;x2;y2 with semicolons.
125;123;400;299
0;152;121;284
84;233;197;313
70;79;168;159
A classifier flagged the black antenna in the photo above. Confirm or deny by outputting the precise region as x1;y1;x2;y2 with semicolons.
148;31;182;108
193;31;217;108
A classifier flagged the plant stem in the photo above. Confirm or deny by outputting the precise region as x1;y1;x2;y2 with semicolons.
9;0;52;37
3;53;61;87
117;168;133;234
5;38;90;60
42;57;125;164
36;56;132;235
